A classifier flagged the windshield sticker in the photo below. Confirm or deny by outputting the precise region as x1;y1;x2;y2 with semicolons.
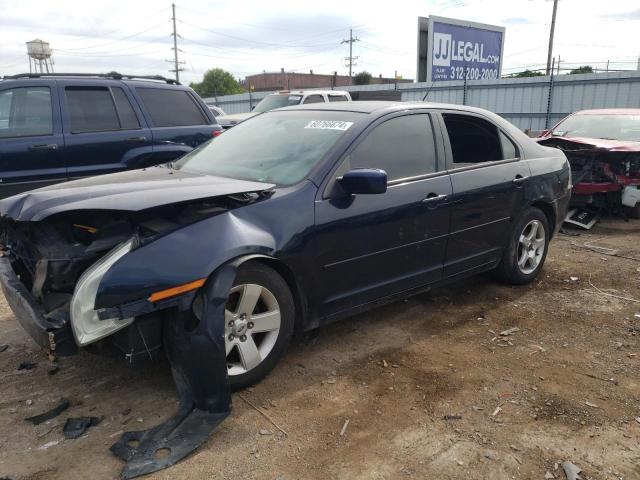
304;120;354;131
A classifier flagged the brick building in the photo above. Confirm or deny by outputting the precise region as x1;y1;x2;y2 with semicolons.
241;69;412;92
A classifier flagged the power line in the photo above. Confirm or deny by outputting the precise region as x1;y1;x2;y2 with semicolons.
56;20;169;52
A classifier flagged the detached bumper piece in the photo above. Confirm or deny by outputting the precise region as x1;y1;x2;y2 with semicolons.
110;265;236;479
0;257;76;355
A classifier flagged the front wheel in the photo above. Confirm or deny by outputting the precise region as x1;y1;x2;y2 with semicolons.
224;263;295;390
494;207;550;285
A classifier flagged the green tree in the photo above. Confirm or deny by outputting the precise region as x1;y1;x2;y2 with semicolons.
190;68;243;97
568;65;594;75
354;71;373;85
508;70;544;78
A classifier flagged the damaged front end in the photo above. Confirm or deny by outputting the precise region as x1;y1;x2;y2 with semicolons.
538;137;640;213
0;190;270;478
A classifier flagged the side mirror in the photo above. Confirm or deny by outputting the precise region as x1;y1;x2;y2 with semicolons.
338;169;387;195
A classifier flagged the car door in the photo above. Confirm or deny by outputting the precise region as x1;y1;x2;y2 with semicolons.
133;86;215;163
0;82;66;198
60;81;154;179
313;112;452;318
437;111;530;277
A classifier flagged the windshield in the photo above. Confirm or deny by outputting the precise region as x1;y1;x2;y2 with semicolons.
175;110;362;186
253;94;303;113
552;113;640;142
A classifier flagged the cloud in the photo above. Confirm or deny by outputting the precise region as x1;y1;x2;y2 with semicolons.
502;17;533;25
601;8;640;20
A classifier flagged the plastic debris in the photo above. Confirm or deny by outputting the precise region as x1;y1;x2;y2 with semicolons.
561;461;583;480
25;398;70;425
0;344;8;353
443;414;462;420
63;417;101;439
17;361;37;370
339;419;350;436
499;327;520;336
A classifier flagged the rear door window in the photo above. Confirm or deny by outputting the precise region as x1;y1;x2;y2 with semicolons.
442;113;507;165
0;87;53;138
328;95;349;102
303;94;325;104
348;114;438;181
66;87;120;133
136;88;208;127
111;87;140;130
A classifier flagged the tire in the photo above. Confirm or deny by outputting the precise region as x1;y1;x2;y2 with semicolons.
494;207;550;285
224;263;295;390
626;204;640;219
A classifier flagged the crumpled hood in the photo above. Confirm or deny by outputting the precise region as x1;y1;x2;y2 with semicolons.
537;136;640;152
216;112;258;126
0;166;274;222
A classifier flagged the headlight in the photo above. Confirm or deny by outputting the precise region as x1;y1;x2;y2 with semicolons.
70;240;134;346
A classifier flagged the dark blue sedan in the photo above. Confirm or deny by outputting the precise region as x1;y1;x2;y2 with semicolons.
0;101;570;478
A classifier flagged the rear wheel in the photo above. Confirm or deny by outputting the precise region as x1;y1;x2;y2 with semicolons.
224;263;294;390
494;207;550;285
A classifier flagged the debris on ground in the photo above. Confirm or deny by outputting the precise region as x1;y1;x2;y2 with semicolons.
17;361;36;370
491;406;502;417
25;398;70;425
584;401;598;408
443;414;462;420
47;365;59;375
63;417;101;439
561;461;583;480
544;471;555;479
499;327;520;336
339;419;350;436
37;439;61;451
569;276;579;281
0;344;8;353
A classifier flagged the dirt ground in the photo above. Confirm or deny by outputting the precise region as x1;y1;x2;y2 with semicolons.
0;218;639;480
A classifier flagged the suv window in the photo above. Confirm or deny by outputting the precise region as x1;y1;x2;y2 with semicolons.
303;95;325;104
66;87;120;133
442;114;506;164
0;87;53;138
136;88;208;127
112;87;140;130
328;95;348;103
348;114;437;181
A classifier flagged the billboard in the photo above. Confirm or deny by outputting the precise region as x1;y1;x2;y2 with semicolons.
417;16;505;83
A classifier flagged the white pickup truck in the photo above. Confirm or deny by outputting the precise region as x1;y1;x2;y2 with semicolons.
216;90;352;128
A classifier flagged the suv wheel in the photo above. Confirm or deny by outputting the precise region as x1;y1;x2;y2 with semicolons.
494;207;550;285
224;263;294;390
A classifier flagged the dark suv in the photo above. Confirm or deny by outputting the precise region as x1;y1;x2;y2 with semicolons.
0;73;222;198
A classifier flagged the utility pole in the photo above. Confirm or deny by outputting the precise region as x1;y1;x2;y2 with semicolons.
341;28;360;83
545;0;559;75
168;3;184;82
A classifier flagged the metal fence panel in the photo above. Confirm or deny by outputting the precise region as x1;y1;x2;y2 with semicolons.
205;71;640;131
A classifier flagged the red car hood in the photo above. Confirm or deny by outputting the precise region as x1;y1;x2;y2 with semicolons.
537;136;640;152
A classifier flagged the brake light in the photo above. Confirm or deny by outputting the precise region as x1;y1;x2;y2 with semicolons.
212;130;222;137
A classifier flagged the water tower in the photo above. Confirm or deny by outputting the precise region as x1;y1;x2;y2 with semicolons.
26;39;54;74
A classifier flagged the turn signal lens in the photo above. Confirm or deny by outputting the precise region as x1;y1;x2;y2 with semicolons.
148;278;207;303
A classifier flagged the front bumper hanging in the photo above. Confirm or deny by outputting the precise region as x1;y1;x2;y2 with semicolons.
110;264;236;479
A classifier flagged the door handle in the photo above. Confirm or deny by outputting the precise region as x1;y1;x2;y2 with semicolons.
513;175;527;186
421;193;448;205
28;144;58;151
126;136;147;142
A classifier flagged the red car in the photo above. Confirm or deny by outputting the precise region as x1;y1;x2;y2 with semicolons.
537;108;640;218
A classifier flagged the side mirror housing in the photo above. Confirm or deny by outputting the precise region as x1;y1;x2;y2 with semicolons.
338;169;387;195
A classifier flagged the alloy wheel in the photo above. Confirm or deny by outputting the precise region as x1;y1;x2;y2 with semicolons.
517;219;546;274
224;283;281;376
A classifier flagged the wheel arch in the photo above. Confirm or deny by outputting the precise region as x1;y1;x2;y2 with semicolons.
529;200;556;239
229;254;309;333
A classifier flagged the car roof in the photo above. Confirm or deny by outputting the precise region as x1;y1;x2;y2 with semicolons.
278;101;500;115
572;108;640;115
269;90;350;96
